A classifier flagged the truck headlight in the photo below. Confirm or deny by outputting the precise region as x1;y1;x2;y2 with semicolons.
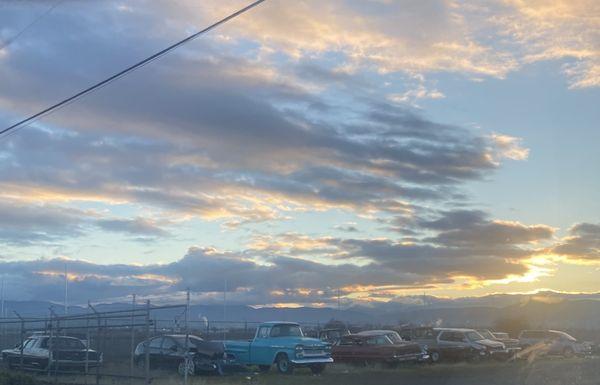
295;345;304;359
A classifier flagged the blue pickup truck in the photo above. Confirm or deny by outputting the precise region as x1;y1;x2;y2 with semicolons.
224;321;333;374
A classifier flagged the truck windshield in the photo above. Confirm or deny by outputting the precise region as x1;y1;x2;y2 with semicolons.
270;324;303;337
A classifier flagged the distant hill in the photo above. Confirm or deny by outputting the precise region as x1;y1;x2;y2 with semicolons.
1;291;599;331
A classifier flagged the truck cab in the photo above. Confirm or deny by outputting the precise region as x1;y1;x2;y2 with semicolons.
224;321;333;374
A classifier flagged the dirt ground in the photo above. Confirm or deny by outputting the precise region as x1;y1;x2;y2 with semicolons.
4;357;600;385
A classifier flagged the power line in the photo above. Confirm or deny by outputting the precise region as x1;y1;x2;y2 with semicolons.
0;0;65;51
0;0;267;139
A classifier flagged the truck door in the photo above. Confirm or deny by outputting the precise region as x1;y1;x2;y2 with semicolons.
250;326;275;365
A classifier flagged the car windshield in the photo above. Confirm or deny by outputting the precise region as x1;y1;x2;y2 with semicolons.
173;336;204;346
478;330;495;339
43;337;85;350
466;331;485;341
270;324;303;337
386;332;403;344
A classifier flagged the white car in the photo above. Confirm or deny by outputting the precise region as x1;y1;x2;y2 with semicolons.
1;335;102;371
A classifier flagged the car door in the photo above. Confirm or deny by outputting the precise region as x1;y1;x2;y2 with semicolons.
147;337;164;369
437;332;467;360
161;337;182;369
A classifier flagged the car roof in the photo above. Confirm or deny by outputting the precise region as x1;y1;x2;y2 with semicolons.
434;328;476;333
356;330;397;336
27;335;80;340
261;321;300;326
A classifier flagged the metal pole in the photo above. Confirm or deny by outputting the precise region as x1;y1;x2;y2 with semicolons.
129;294;136;383
223;279;227;340
14;311;24;372
144;300;150;385
184;289;190;385
64;264;68;316
85;314;90;383
89;302;101;385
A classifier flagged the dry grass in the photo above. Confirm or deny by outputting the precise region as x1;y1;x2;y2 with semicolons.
5;357;600;385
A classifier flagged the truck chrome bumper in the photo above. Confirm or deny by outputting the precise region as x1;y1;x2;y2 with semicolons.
290;357;334;365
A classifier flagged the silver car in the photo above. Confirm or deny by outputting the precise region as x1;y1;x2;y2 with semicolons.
518;330;591;357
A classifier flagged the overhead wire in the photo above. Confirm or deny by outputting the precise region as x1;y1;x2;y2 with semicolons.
0;0;66;51
0;0;267;140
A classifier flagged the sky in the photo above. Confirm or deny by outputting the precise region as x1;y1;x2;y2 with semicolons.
0;0;598;307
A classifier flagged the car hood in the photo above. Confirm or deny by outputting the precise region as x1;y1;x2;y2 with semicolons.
475;339;505;349
282;337;328;348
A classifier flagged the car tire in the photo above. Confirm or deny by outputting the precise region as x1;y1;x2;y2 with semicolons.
178;359;195;377
275;354;294;374
310;363;326;374
258;365;271;373
135;357;147;370
563;347;575;358
430;351;441;363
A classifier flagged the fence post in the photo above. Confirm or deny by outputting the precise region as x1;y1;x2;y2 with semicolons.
145;300;150;385
89;302;101;385
129;294;136;384
184;289;190;385
13;311;24;372
85;313;90;383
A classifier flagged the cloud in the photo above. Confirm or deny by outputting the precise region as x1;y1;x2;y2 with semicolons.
552;223;600;261
0;201;88;245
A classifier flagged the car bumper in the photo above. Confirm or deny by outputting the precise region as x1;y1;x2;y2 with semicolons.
290;357;334;365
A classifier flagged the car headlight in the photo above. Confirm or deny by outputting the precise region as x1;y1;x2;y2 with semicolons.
295;345;304;359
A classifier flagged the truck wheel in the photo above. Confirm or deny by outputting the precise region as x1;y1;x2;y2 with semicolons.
310;363;326;374
276;354;294;374
258;365;271;373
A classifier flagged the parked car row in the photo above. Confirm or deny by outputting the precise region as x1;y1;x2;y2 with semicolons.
1;324;593;377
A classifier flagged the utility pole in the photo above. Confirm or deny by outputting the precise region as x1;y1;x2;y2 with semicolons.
184;289;190;385
1;275;5;319
223;279;227;340
64;264;68;316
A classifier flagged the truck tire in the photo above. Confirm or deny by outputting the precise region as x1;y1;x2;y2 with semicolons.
275;354;294;374
310;363;326;374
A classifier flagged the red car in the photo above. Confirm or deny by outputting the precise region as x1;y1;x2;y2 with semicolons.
332;330;428;366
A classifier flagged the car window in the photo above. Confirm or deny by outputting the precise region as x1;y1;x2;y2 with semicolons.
162;338;178;351
149;337;163;348
366;335;392;345
270;324;303;337
20;338;35;349
386;332;403;343
257;327;270;339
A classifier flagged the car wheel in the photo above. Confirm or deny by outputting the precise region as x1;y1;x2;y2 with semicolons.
310;363;326;374
276;354;294;374
563;347;575;358
178;359;195;377
430;351;441;363
258;365;271;373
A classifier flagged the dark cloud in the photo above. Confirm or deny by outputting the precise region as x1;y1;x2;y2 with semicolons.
95;218;169;237
0;201;88;245
552;223;600;260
